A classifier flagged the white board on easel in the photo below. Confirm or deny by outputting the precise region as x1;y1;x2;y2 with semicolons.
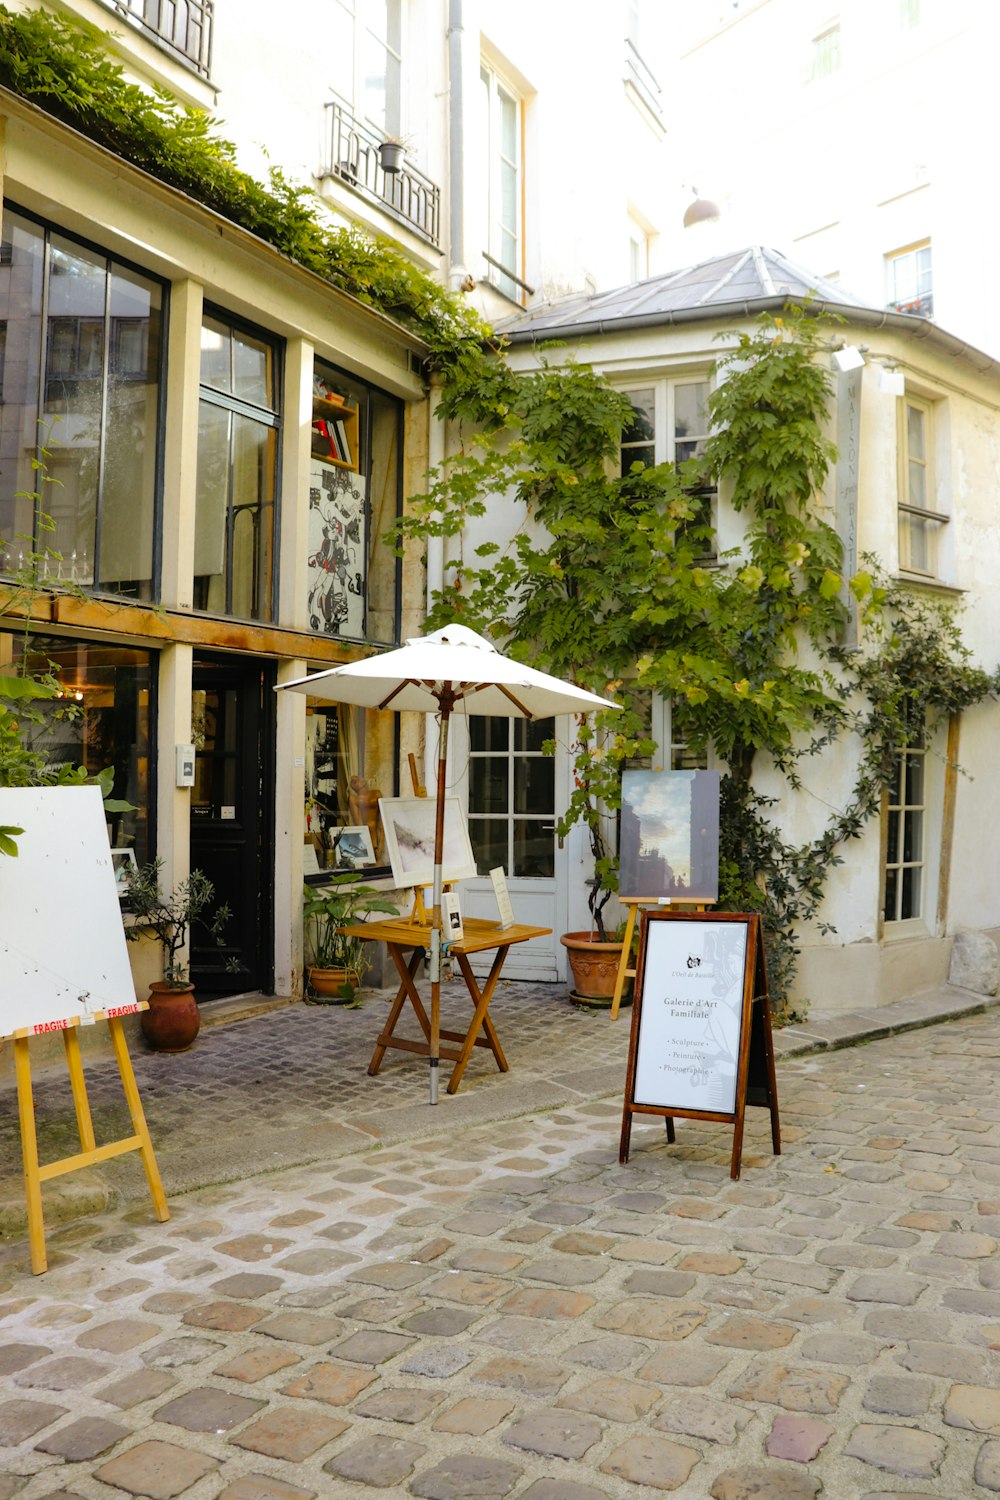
0;785;142;1036
0;785;166;1276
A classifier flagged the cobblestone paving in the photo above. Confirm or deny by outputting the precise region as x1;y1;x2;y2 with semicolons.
1;1006;1000;1496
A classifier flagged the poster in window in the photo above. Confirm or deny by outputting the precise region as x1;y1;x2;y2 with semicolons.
307;461;366;638
618;770;720;902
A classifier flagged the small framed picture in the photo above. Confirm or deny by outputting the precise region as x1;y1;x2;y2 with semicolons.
443;890;464;943
328;825;377;871
111;848;138;900
379;796;477;889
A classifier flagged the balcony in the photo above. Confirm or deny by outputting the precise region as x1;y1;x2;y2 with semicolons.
321;99;441;249
101;0;214;79
888;292;934;318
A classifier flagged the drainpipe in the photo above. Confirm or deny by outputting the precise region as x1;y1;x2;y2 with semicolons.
448;0;467;290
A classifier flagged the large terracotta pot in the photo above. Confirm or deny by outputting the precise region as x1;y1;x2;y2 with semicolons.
560;931;627;1007
141;981;201;1052
307;965;362;1003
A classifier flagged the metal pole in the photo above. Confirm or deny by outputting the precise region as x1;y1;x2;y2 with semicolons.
428;696;453;1104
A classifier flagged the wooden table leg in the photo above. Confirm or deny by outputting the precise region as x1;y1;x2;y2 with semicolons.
448;948;510;1094
369;947;426;1075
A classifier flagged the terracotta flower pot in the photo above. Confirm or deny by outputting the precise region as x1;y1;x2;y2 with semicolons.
560;931;627;1007
141;981;201;1052
307;965;362;1003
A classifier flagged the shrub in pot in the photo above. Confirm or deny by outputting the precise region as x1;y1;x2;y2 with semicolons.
303;878;399;1003
124;860;231;1051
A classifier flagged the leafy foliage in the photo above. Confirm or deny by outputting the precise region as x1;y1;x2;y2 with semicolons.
302;879;400;1002
0;3;489;369
399;310;997;1012
124;860;231;987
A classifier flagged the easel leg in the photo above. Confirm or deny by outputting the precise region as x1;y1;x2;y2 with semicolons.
665;1117;675;1144
108;1019;169;1223
610;904;638;1021
730;1110;746;1181
14;1038;47;1275
64;1027;96;1153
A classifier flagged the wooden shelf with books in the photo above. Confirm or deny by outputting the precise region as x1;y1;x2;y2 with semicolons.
311;395;360;473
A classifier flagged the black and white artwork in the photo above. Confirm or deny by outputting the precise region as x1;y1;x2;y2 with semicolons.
618;770;720;902
307;461;366;638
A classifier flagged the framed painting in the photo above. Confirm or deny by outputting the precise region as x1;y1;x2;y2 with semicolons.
328;824;377;871
379;796;477;889
618;770;720;902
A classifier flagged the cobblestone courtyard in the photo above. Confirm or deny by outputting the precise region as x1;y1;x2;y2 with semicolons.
0;995;999;1497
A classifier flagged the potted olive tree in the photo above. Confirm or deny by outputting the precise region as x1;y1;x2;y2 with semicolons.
303;877;399;1003
124;860;231;1051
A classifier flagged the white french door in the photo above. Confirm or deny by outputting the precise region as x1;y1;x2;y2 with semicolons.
452;715;569;980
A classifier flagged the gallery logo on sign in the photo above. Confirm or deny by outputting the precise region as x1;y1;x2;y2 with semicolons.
686;954;701;969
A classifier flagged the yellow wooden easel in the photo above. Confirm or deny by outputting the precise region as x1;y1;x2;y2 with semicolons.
610;896;710;1020
12;1015;168;1274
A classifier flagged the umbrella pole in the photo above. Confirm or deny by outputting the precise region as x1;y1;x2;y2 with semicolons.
429;695;454;1105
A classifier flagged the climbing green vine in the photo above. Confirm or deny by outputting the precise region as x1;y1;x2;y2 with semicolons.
398;310;998;1016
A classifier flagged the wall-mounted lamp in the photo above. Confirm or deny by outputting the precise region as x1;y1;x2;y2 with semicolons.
831;343;866;372
682;189;721;228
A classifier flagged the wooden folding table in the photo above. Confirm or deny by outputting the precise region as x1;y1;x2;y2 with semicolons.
339;915;550;1095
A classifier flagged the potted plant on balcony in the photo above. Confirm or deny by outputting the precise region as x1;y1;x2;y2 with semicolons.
124;860;231;1051
378;135;407;174
303;877;399;1003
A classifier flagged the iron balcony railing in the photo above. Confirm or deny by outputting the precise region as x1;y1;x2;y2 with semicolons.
624;36;663;121
102;0;214;78
322;98;441;249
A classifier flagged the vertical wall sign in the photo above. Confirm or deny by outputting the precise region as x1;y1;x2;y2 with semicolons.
619;911;781;1180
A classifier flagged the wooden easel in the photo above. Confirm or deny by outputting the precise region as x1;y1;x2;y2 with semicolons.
610;896;709;1020
12;1015;168;1274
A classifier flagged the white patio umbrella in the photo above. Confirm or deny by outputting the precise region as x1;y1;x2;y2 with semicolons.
278;623;620;1103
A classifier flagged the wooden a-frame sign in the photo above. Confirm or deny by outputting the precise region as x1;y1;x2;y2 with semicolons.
619;910;780;1180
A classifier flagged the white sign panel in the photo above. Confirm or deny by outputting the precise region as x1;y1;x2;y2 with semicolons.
633;918;749;1114
0;786;140;1038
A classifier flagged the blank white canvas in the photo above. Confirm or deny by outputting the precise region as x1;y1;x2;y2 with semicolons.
0;786;140;1039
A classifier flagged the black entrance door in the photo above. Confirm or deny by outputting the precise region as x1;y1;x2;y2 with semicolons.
190;654;274;997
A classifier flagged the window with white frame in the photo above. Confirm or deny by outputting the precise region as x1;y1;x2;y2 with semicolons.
331;0;403;137
809;21;841;81
882;726;925;924
886;243;933;317
897;394;947;577
900;0;920;29
621;378;715;554
480;61;522;302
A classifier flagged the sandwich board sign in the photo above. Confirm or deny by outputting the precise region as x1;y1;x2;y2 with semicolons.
619;910;781;1180
0;786;167;1272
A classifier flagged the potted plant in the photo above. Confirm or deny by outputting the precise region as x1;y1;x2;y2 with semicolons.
378;135;407;174
124;860;231;1051
557;703;651;1004
303;877;399;1003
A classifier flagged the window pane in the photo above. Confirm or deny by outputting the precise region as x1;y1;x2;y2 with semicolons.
44;238;107;583
901;864;920;919
6;631;152;862
471;718;509;752
194;401;230;612
514;716;552;752
513;819;554;878
0;213;45;568
674;382;709;443
230;414;275;620
470;756;508;814
200;316;231;391
470;816;508;875
514;753;553;814
906;403;925;461
904;751;923;805
885;807;900;865
100;269;159;593
884;866;898;921
233;329;272;409
623;390;655;445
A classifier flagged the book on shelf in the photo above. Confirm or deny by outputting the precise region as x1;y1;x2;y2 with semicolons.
333;418;352;467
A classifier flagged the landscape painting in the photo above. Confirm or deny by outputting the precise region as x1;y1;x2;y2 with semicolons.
379;796;477;889
618;770;720;902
